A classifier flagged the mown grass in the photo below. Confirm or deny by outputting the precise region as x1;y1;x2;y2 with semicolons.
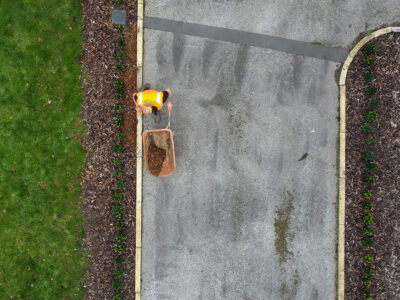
0;0;88;298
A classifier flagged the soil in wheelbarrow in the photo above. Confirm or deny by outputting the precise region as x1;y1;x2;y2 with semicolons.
147;139;167;176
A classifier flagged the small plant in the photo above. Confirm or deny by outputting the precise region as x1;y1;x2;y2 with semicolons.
115;242;124;254
116;63;124;71
361;123;374;133
365;136;376;145
114;267;123;279
364;72;374;82
362;277;372;287
363;225;373;236
114;103;123;113
365;176;375;186
367;99;380;108
114;170;122;177
117;133;125;141
364;44;377;55
112;205;125;219
116;90;124;100
115;255;123;265
365;86;378;95
362;150;374;161
116;231;126;243
366;111;378;121
365;254;374;264
365;162;377;172
117;219;124;229
114;158;122;167
113;193;123;202
363;191;372;199
114;144;123;153
114;80;123;89
112;276;123;290
361;289;372;300
361;202;373;211
363;267;374;277
363;214;374;225
117;180;125;189
115;0;124;5
116;116;123;126
362;237;374;247
117;50;125;60
116;25;124;33
118;38;125;47
113;292;122;300
365;57;376;66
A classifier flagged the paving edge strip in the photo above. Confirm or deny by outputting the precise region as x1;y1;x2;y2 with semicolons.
337;26;400;300
135;0;144;299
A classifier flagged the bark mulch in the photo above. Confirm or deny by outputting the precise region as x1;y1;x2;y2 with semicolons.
345;32;400;299
79;0;137;299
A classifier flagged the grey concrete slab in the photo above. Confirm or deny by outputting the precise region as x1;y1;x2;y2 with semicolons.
142;31;339;299
145;0;400;47
112;9;126;25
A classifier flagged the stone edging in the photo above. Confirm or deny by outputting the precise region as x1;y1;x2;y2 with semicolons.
337;26;400;300
135;0;144;299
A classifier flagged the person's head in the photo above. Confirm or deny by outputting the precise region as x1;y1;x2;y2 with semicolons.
164;88;172;98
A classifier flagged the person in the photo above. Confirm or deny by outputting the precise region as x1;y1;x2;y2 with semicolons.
132;84;172;123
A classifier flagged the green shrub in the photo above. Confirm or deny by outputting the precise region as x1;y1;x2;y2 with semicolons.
363;225;373;236
116;116;123;127
115;255;123;265
115;0;124;4
114;158;122;167
362;277;371;287
117;133;125;141
112;205;125;219
364;44;377;55
362;237;374;247
114;80;123;89
118;38;125;47
114;170;122;178
365;86;378;95
117;219;124;229
361;289;372;300
361;123;374;133
112;276;123;290
117;50;125;60
365;254;374;264
365;162;376;172
113;193;123;202
114;292;122;300
114;267;123;279
365;176;375;186
365;111;377;121
363;191;372;199
116;25;124;33
362;150;374;161
114;144;123;153
363;267;374;277
361;202;373;211
115;242;124;254
364;72;374;82
116;63;124;71
365;57;376;66
365;136;376;145
116;90;124;100
363;214;374;225
114;103;123;113
117;231;126;244
367;99;380;108
117;180;125;189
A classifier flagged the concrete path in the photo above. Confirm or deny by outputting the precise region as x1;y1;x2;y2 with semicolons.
141;1;400;299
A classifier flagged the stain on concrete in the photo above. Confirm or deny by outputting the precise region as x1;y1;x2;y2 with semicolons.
298;153;308;161
172;33;186;73
231;194;245;241
280;269;300;299
156;35;167;67
202;40;218;77
274;191;294;264
234;45;249;91
291;56;304;90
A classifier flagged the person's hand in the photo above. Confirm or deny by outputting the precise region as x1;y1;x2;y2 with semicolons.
167;101;172;112
135;107;141;113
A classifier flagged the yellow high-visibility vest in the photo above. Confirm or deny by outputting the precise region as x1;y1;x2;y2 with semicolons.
137;90;163;113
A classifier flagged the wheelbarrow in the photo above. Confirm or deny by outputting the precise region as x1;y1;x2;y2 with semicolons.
140;106;176;177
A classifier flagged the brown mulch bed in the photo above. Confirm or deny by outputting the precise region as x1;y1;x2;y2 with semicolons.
79;0;137;299
345;32;400;299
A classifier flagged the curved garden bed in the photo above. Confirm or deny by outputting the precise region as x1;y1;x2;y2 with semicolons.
345;31;400;299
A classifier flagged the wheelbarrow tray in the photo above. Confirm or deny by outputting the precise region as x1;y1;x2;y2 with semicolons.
143;128;176;177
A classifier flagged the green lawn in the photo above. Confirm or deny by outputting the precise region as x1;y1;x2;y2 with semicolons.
0;0;88;298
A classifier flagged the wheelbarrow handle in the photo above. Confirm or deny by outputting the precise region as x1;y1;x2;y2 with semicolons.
168;106;172;114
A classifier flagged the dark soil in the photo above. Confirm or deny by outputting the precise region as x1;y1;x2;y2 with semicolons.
345;32;400;299
79;0;137;299
147;140;167;176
